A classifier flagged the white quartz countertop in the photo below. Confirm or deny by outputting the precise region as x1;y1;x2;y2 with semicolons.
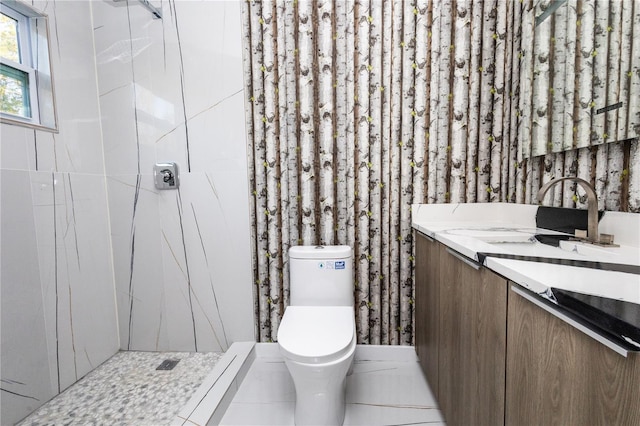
411;203;640;305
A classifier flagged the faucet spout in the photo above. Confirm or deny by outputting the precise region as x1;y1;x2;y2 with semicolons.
537;177;600;243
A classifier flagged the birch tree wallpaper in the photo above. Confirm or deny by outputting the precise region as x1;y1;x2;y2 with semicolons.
242;0;640;345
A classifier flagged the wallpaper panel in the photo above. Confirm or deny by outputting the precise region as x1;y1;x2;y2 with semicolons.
243;0;640;345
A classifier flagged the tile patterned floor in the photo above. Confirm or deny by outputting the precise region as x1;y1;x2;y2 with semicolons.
18;351;222;426
220;346;445;426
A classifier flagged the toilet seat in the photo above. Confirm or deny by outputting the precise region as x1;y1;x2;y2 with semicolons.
278;306;355;364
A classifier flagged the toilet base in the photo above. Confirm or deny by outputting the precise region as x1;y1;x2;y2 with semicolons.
281;342;355;425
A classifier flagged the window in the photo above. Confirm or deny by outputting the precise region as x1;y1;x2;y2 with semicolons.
0;1;57;131
1;7;36;120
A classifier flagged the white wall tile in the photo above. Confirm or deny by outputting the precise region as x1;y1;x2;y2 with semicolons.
107;171;254;352
192;170;254;344
0;125;35;171
107;174;168;351
2;3;256;423
175;1;246;117
1;170;119;423
96;1;255;352
92;1;140;97
0;170;53;425
99;86;142;175
1;3;119;423
56;173;120;369
30;172;119;391
31;131;58;173
187;91;250;173
35;1;106;174
160;172;254;351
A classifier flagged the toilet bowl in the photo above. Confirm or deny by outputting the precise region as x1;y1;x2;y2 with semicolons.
278;306;356;425
277;245;355;426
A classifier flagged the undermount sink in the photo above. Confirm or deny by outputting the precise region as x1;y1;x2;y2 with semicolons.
443;227;640;269
558;240;640;267
482;239;582;260
479;238;640;277
446;228;537;243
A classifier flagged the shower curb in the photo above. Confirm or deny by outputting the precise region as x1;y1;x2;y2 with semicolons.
172;341;256;426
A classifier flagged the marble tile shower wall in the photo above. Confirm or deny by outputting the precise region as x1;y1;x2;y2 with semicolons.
1;1;254;424
1;2;119;424
92;0;254;353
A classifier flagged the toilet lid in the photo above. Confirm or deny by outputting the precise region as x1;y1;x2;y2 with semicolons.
278;306;355;364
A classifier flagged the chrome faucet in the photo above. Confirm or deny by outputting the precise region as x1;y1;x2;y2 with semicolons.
537;177;600;243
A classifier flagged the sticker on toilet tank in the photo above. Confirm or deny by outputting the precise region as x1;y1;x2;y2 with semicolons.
318;261;344;270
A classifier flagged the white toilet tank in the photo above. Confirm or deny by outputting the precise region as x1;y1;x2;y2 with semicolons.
288;246;353;306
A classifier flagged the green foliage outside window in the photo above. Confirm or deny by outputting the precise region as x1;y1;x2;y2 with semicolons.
0;63;30;117
0;11;29;117
0;12;19;62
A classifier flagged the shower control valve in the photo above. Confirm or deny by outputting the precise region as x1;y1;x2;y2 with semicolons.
154;162;179;190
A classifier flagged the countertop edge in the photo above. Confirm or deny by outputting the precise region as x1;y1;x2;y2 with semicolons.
413;227;640;355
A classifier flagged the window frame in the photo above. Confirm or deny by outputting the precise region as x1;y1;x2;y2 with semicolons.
0;0;57;132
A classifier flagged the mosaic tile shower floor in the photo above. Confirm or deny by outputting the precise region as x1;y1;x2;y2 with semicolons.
18;351;222;426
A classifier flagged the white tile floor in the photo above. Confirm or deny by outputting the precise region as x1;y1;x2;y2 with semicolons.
220;345;444;426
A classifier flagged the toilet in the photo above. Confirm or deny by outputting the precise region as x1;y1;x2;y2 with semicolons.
277;245;356;426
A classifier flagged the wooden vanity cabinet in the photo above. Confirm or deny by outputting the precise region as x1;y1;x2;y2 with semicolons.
416;231;640;426
415;232;508;426
506;285;640;425
415;233;440;397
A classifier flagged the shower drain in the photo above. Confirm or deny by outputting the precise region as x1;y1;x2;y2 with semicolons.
156;359;180;370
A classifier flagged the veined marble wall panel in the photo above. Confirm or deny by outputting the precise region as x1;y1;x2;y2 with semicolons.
1;171;118;426
0;2;119;424
158;171;253;352
106;169;253;353
180;170;254;350
29;131;57;175
174;1;245;122
1;1;109;176
30;172;119;391
98;85;141;175
131;7;190;174
93;0;188;176
0;125;35;171
31;0;106;175
94;0;255;351
92;1;140;97
92;0;146;176
187;90;249;173
1;170;53;424
106;174;168;351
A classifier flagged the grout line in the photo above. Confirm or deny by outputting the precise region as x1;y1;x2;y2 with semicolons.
348;402;438;410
